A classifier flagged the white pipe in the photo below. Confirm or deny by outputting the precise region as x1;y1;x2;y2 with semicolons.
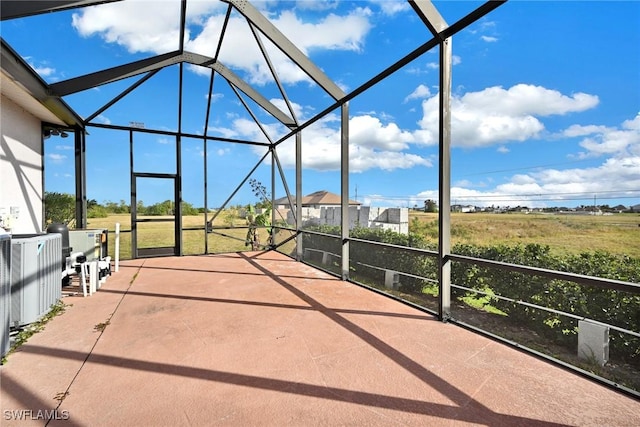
89;261;98;295
115;222;120;272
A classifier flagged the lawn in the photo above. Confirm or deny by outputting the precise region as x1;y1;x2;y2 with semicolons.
411;211;640;258
87;213;267;260
87;211;640;260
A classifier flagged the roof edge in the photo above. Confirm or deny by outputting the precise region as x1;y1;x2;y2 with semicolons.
1;38;84;128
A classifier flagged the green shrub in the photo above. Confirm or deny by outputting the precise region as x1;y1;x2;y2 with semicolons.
303;227;639;363
87;205;109;218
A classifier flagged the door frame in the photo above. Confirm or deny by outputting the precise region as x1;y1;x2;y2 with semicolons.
131;172;181;258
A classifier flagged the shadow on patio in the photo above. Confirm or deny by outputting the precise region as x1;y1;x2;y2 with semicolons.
1;251;638;426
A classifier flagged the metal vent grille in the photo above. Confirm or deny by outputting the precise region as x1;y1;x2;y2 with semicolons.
10;234;61;327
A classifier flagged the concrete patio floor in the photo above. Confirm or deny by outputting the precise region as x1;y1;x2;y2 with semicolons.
1;250;638;426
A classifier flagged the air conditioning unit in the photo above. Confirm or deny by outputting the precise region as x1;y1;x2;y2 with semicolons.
69;229;108;262
10;234;62;328
0;234;10;358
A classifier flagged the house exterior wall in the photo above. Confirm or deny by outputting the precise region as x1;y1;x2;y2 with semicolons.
0;95;43;233
287;206;409;234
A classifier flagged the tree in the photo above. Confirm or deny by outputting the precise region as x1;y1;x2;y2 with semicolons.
182;201;199;216
424;199;438;213
44;192;76;226
136;200;147;215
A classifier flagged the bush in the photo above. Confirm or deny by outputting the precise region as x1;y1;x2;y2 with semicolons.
452;243;640;362
303;227;640;363
87;205;109;218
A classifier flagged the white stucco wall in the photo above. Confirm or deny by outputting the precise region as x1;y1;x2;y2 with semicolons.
0;95;43;234
287;206;409;234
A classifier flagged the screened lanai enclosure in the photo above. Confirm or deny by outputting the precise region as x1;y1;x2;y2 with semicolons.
1;0;639;398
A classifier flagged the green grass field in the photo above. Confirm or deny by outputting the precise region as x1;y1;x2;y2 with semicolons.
87;211;640;260
87;212;278;260
412;211;640;258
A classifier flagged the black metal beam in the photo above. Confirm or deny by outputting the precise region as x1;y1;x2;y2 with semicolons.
442;1;508;40
50;51;183;96
1;0;122;21
1;38;83;127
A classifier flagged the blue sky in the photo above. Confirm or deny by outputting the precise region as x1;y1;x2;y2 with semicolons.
3;0;639;209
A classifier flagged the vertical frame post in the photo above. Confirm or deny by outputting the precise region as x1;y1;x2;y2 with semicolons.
204;138;209;254
295;132;303;260
129;130;136;258
74;127;87;229
176;63;184;256
438;37;452;321
175;135;183;256
271;145;276;248
340;103;350;280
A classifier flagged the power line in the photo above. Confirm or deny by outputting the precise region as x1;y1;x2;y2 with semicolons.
364;189;640;202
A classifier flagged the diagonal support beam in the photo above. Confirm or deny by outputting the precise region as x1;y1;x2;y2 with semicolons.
181;51;295;127
224;0;345;101
50;51;183;96
409;0;449;39
1;0;122;21
204;59;296;128
54;48;295;128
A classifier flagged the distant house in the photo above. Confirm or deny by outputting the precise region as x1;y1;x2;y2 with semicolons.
451;204;476;213
274;191;407;234
274;190;361;209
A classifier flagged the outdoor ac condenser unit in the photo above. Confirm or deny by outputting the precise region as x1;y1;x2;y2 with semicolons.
10;234;62;327
0;234;10;357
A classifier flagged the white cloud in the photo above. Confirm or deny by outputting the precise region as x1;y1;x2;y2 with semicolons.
271;98;306;121
562;113;640;159
274;8;372;53
94;115;111;125
415;114;640;208
55;145;73;151
209;111;430;173
349;115;414;151
562;124;609;137
26;57;56;78
404;85;431;102
33;65;56;76
72;1;182;54
373;0;411;16
623;113;640;131
206;93;224;102
481;35;498;42
73;1;373;86
48;153;67;163
295;1;339;12
417;84;600;148
404;84;431;102
498;156;640;202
